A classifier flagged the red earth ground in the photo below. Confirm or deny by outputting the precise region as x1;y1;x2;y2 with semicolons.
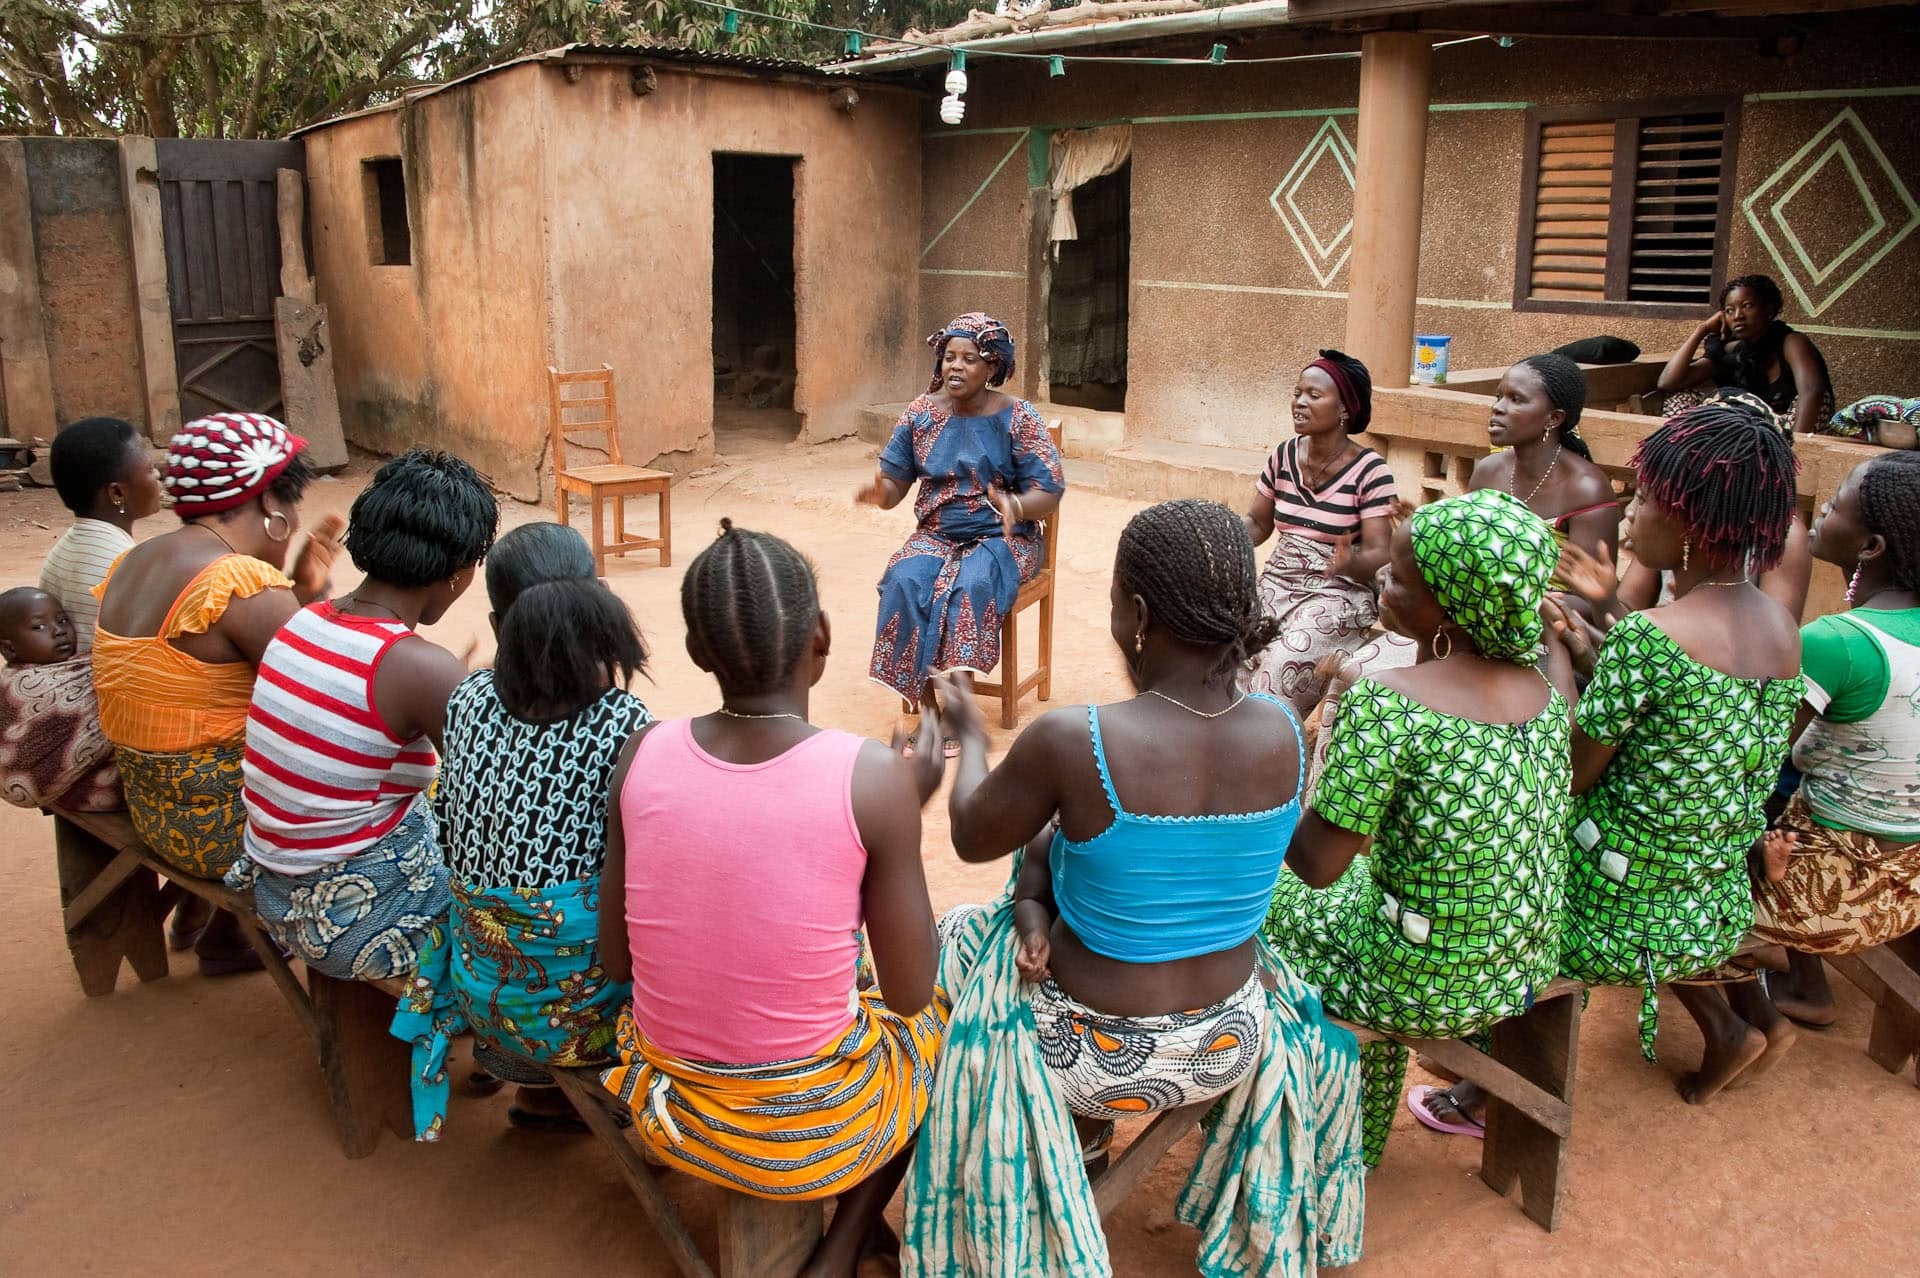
1;429;1913;1275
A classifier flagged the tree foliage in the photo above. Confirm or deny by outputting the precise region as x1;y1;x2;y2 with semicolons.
0;0;969;140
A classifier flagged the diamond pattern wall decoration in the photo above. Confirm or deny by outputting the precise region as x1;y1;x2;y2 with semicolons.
1742;107;1918;317
1270;117;1358;288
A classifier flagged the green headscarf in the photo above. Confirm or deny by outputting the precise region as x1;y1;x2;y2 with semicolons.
1408;488;1556;663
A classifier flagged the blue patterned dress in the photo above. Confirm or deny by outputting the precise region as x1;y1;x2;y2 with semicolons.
869;395;1066;701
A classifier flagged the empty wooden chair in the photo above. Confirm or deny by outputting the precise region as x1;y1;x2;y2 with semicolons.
976;419;1063;729
548;365;672;574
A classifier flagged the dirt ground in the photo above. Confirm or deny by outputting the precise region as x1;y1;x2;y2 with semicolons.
1;427;1913;1276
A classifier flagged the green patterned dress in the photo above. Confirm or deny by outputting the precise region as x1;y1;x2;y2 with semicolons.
1266;677;1570;1164
1558;610;1803;1057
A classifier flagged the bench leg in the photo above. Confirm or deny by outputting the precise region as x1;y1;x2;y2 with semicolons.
309;970;414;1158
1037;589;1054;703
717;1194;824;1278
1830;946;1920;1085
53;816;169;996
1481;992;1580;1231
999;609;1019;730
551;1068;717;1278
658;485;672;567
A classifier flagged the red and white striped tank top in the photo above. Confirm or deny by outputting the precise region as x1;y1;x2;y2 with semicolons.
242;602;437;874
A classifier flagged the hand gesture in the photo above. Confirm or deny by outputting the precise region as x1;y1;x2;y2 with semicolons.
1328;534;1358;585
929;670;986;748
987;481;1022;542
1014;924;1052;983
1555;540;1619;609
891;700;946;804
292;513;346;603
854;472;893;507
1314;652;1363;713
1542;594;1600;680
1697;311;1727;339
1387;497;1415;528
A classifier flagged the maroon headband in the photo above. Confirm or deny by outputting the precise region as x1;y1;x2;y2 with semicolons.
1306;357;1361;422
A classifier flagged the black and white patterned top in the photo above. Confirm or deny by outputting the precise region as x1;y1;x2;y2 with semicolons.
435;671;652;890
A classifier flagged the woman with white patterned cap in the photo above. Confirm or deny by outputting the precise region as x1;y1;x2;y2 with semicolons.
92;412;343;975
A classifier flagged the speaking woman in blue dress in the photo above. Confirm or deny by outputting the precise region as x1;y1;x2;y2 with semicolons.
857;314;1066;732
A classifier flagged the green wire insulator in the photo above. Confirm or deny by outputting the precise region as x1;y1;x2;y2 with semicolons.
1048;55;1065;77
846;32;862;54
721;7;740;33
1209;43;1226;63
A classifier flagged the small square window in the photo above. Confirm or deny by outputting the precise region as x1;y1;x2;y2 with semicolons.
362;157;411;266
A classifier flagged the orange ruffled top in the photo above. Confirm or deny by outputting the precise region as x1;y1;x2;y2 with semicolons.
91;553;292;754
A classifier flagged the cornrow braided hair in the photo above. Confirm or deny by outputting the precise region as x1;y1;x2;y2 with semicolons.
1515;353;1593;461
1859;451;1920;594
1114;499;1279;686
1630;398;1799;573
680;518;821;696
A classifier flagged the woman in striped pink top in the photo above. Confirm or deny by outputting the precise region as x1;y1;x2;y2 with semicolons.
228;450;498;982
1242;350;1412;714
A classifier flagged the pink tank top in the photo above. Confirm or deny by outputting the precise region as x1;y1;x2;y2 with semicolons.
621;718;868;1063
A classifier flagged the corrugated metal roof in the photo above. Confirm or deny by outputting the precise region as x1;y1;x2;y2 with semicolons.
292;42;894;136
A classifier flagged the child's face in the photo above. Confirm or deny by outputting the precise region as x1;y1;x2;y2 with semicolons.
0;593;77;665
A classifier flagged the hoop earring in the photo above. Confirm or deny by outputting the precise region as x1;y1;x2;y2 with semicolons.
264;510;292;543
1681;536;1691;574
1432;626;1454;660
1847;563;1863;606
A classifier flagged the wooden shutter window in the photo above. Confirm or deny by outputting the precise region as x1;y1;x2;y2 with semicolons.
1622;112;1725;303
1527;121;1613;300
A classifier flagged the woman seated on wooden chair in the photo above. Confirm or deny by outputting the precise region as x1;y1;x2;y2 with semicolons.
905;500;1365;1276
855;312;1065;752
91;413;342;975
1265;489;1576;1167
390;522;651;1140
598;521;948;1278
227;449;497;983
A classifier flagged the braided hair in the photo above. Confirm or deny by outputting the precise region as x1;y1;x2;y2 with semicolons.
1630;398;1799;573
681;518;821;696
1514;353;1592;460
1114;499;1279;685
1859;451;1920;594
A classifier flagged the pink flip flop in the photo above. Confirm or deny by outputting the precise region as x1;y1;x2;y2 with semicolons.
1407;1085;1484;1139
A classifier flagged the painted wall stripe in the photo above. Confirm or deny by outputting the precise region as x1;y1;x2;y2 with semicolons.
1794;323;1920;341
921;132;1029;260
919;268;1027;279
1745;86;1920;102
923;101;1528;138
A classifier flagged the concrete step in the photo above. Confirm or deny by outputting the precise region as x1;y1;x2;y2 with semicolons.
1104;440;1266;510
1063;457;1110;491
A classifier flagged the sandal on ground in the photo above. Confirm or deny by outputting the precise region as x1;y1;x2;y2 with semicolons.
1080;1120;1116;1174
197;947;266;978
507;1105;590;1133
1408;1085;1484;1139
1760;970;1839;1030
167;918;207;952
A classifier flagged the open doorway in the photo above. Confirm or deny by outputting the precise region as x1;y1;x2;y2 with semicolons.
1048;160;1129;412
713;153;799;452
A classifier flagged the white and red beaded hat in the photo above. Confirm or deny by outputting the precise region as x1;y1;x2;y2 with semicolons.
164;412;309;517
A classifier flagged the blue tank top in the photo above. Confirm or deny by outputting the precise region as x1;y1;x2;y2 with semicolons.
1048;695;1304;963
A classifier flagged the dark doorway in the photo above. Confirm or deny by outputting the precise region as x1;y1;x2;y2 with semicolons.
156;139;305;419
713;153;799;451
1048;161;1129;412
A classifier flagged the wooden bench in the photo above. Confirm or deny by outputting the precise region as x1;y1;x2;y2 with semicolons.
545;1062;825;1277
1825;942;1920;1086
47;807;414;1158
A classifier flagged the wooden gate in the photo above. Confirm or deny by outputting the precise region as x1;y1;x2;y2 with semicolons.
156;139;303;421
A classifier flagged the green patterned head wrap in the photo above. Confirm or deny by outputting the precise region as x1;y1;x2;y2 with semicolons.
1408;488;1556;663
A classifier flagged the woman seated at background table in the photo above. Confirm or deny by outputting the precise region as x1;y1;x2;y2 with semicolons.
229;449;496;983
906;500;1364;1276
1555;399;1803;1103
599;521;947;1278
1657;273;1833;436
857;312;1065;743
1265;488;1574;1167
390;522;651;1140
92;412;341;975
1467;353;1620;574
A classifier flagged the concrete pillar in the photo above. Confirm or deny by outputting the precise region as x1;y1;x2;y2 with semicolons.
0;138;56;442
1343;32;1432;389
117;136;181;443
